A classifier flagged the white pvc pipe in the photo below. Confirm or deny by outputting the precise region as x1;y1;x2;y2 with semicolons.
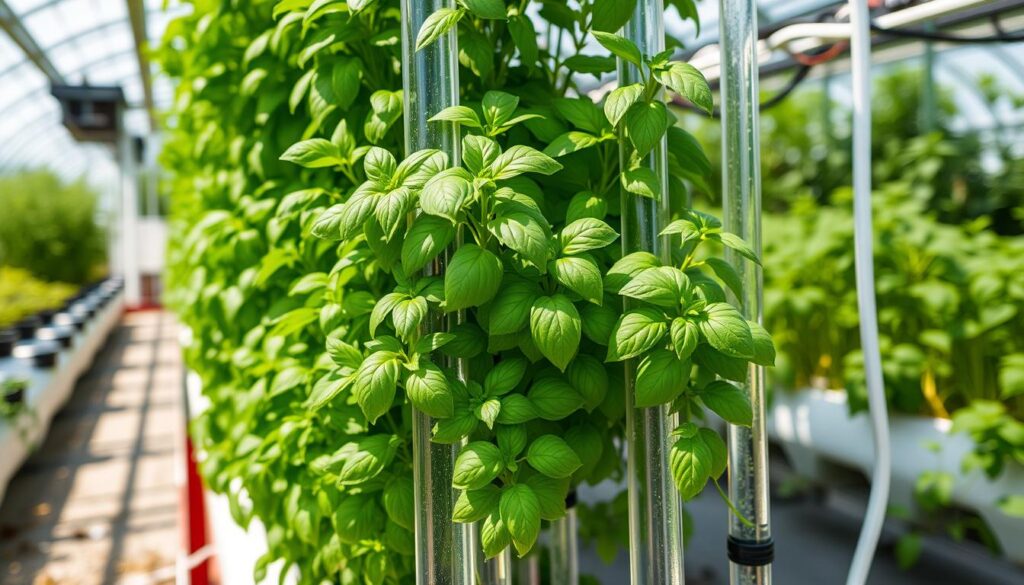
846;2;891;584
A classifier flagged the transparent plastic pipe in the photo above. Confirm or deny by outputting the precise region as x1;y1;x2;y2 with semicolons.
400;2;473;584
618;2;686;584
718;1;772;584
548;508;579;585
846;1;891;584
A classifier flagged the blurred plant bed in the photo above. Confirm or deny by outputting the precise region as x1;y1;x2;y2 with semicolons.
762;184;1024;563
0;267;77;336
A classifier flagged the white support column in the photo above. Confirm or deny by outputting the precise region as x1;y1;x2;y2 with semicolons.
119;131;141;307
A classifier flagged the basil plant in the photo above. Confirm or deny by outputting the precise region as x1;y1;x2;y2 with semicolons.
159;0;772;581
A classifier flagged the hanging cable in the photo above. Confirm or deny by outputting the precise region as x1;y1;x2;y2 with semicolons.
869;20;1024;43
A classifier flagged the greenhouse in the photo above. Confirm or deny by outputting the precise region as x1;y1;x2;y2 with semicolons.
0;0;1022;583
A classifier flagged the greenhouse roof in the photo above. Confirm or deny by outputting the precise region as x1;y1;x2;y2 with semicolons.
0;0;188;180
0;0;1020;181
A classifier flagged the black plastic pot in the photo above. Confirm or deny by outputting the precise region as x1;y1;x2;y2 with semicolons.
0;329;16;357
36;325;74;349
15;315;42;340
37;309;56;325
3;386;25;406
54;312;86;332
13;341;59;369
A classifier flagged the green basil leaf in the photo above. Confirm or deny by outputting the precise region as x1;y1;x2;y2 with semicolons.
701;380;752;426
554;97;608;134
624;101;668;157
700;427;728;479
621;165;662;199
705;257;744;300
402;214;456;275
592;31;642;68
384;477;415;530
330;58;363;110
698;302;754;359
421;168;473;222
579;302;619;346
522;473;569;520
430;105;482;128
481;510;510;558
564;54;616;78
487;281;539;335
606;251;661;292
635;349;690;407
405;361;454;418
461;0;507;20
496;425;528;458
496;393;538;424
337;189;378;240
306;370;352;410
445;244;504;311
565;191;607;222
714;231;761;265
500;484;541;556
656;61;713;114
364;90;403;144
488;210;552;267
749;321;776;366
620;266;691;307
604;83;644;127
482;90;519;128
670;431;713;500
550;256;603;305
606;308;668;362
453;441;505;490
526;434;582;479
374;187;412;240
527;377;584;420
484;358;529;396
487;145;563;180
280;138;344;168
566;355;609;411
311;204;346;240
559;218;619;255
394;148;448;188
670;317;700;361
370;291;406;337
529;294;582;371
463;134;501;175
337;434;399;486
433;410;480;443
353;352;401;423
542;131;601;158
416;7;465;50
453;485;501;523
693;344;748;382
507;14;538;65
591;0;639;33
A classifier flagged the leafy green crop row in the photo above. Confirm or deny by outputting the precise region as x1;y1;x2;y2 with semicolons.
0;267;76;329
159;0;770;581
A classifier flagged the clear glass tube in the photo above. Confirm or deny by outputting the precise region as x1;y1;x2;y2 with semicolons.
618;2;686;584
548;508;579;585
400;2;472;584
718;1;772;584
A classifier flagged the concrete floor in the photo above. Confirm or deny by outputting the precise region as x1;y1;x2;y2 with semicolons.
0;312;181;585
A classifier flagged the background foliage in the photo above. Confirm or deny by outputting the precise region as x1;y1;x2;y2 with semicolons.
0;169;107;284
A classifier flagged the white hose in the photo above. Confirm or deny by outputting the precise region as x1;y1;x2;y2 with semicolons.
846;2;892;585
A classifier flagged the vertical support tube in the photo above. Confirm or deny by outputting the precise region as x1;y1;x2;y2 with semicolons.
718;1;772;584
400;3;472;585
548;507;578;585
846;2;891;584
119;130;141;307
619;2;686;584
921;23;937;133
